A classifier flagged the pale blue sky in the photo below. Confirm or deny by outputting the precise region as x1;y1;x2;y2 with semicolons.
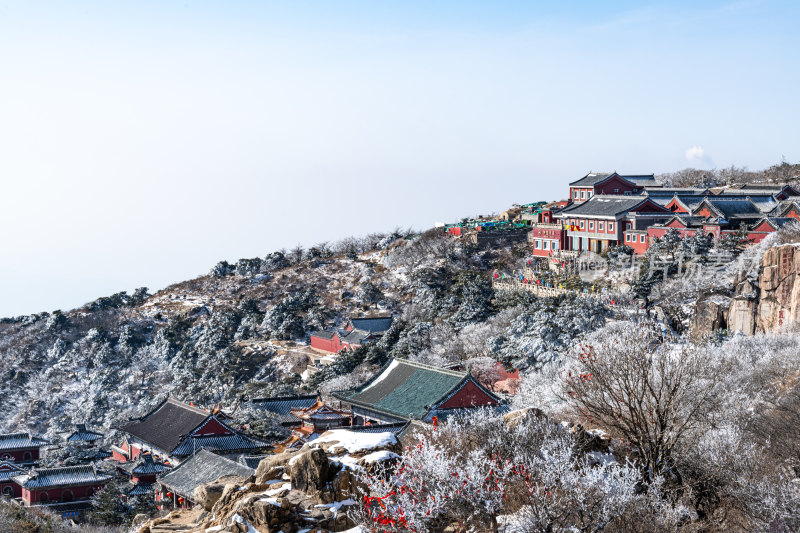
0;1;798;316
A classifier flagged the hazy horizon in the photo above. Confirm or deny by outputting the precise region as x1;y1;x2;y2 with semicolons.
1;0;799;317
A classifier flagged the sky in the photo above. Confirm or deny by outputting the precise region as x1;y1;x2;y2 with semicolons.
0;0;799;316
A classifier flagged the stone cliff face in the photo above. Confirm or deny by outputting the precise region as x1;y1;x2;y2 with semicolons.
693;244;800;337
729;244;800;334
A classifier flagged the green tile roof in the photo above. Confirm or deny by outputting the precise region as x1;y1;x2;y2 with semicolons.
345;359;467;420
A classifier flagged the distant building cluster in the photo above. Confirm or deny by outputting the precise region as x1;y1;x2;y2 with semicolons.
523;172;799;257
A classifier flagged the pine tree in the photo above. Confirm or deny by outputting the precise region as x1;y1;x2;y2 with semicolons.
89;479;129;526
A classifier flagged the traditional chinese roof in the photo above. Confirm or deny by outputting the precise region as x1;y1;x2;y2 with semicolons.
0;432;48;451
13;465;112;490
309;330;337;340
559;196;668;218
568;172;616;187
0;461;24;482
66;424;104;443
158;449;254;501
249;395;319;425
127;482;155;497
124;454;172;476
118;398;213;454
335;358;501;421
289;399;352;422
347;423;409;435
238;454;270;469
170;433;269;458
348;316;393;333
568;171;659;188
692;198;763;219
621;174;660;187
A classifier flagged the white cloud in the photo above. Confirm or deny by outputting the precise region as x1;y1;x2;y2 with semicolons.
685;146;715;168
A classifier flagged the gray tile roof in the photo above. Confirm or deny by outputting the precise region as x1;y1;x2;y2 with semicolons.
0;461;24;482
119;398;211;453
347;423;409;435
696;199;763;219
0;432;48;451
348;316;393;333
13;465;112;489
560;196;665;218
621;174;659;187
124;454;172;476
127;482;155;496
237;454;269;469
568;172;615;187
66;424;104;443
158;449;254;500
643;188;711;196
250;395;318;425
309;330;336;340
170;433;269;458
339;328;372;345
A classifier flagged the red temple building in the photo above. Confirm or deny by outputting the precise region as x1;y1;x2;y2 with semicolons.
334;358;505;424
0;461;25;498
0;433;48;465
115;397;268;465
309;316;393;354
12;465;111;507
119;453;172;498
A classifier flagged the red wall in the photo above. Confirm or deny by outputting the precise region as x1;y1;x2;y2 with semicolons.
0;448;40;463
22;483;105;504
191;418;233;437
439;381;498;410
310;334;343;353
1;482;21;498
624;233;649;255
594;176;639;196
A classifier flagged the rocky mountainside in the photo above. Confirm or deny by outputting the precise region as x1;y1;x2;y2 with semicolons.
3;228;606;442
692;241;800;336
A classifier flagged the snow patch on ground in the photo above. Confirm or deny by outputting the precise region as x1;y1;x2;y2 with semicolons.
361;450;400;463
311;430;398;453
315;498;356;517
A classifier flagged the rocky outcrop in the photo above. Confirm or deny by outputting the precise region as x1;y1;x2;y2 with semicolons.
730;244;800;334
140;429;401;533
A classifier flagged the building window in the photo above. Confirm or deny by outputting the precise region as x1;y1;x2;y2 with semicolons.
581;191;586;199
589;221;594;230
39;493;49;503
640;235;646;243
22;452;32;462
625;234;630;242
552;241;559;250
543;240;550;250
2;486;12;497
624;191;632;195
61;490;74;503
613;188;619;193
598;221;604;231
574;190;579;199
580;220;585;229
609;222;614;231
534;239;541;249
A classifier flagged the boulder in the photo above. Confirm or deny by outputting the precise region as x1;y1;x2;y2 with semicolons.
255;451;299;483
194;482;226;511
290;448;331;496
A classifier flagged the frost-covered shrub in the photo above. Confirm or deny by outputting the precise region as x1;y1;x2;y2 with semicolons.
355;409;685;532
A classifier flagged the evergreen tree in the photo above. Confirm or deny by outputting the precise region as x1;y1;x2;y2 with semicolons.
89;479;128;526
